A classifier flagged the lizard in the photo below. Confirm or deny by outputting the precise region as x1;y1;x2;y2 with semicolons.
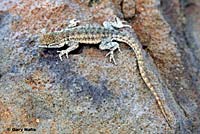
39;17;172;128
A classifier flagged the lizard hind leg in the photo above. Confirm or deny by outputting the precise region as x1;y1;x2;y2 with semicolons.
57;41;79;61
103;17;131;30
110;17;132;29
99;39;121;65
103;21;115;30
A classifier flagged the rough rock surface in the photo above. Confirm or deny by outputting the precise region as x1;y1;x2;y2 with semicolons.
0;0;199;133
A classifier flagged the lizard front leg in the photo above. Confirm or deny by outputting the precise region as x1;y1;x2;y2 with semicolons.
57;41;79;61
99;39;121;65
67;19;80;28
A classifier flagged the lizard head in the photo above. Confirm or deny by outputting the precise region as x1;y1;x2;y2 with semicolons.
39;33;59;48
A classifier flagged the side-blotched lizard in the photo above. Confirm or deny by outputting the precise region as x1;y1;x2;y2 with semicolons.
39;17;172;128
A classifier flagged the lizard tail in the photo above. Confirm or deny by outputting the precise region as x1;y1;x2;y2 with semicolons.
114;35;172;128
138;60;172;128
133;40;172;128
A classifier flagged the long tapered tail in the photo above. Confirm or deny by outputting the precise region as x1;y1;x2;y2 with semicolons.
113;34;172;127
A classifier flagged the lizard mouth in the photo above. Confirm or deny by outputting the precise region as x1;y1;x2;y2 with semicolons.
38;42;59;48
38;44;49;48
39;43;65;48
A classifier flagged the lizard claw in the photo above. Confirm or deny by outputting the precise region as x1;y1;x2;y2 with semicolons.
57;51;63;61
59;54;63;61
57;50;69;61
105;51;117;65
118;47;122;53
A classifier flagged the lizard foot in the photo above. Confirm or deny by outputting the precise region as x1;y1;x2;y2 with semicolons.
68;19;80;28
112;16;132;29
105;51;117;65
99;41;121;65
56;41;79;61
57;50;69;61
103;16;132;30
